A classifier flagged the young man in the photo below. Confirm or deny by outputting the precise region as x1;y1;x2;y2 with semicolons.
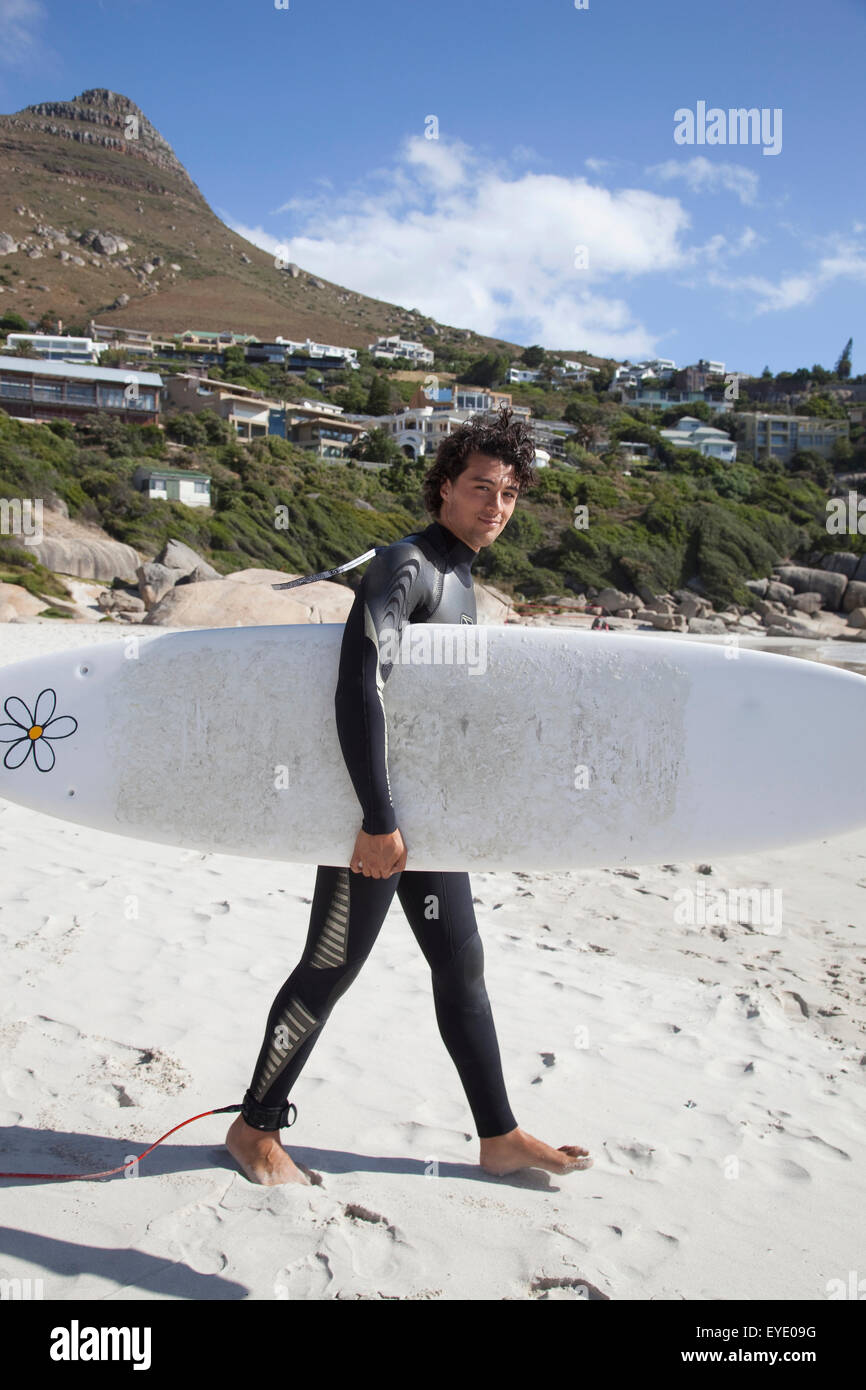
227;407;592;1185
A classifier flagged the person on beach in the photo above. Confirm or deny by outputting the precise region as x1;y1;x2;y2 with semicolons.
226;407;593;1185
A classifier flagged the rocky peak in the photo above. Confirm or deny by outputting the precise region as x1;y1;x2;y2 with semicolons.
9;88;203;197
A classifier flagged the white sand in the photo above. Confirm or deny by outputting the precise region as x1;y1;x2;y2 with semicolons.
0;617;863;1301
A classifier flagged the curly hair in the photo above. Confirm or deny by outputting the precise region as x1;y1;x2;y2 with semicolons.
422;405;538;517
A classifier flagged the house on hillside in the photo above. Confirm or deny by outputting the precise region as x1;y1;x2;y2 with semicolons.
659;416;737;462
737;412;848;464
369;336;435;366
268;402;367;458
132;466;211;507
0;356;162;425
2;334;108;365
164;372;282;440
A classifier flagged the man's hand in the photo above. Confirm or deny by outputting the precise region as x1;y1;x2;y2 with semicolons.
350;827;407;878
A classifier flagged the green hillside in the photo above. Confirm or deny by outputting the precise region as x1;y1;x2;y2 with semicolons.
0;407;859;612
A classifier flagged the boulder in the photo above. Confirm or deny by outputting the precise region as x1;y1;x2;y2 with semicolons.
765;621;816;638
774;565;847;609
745;578;769;597
765;581;795;602
0;233;19;254
136;561;184;608
144;575;354;627
847;607;866;629
474;582;514;624
687;616;727;633
786;592;824;614
820;552;860;578
646;612;687;632
597;586;630;614
0;581;50;619
765;612;818;636
26;536;140;584
175;565;223;586
97;589;145;613
156;538;220;578
753;598;788;620
842;580;866;613
675;594;703;619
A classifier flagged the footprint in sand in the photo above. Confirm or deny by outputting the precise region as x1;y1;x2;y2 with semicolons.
529;1273;610;1300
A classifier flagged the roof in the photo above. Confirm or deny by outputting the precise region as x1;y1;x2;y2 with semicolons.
133;466;211;480
0;356;162;386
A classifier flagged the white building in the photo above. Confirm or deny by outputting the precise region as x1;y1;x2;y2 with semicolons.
276;337;359;366
132;466;211;507
372;404;547;466
369;336;435;366
507;367;542;384
658;416;737;462
552;361;600;383
613;363;658;387
3;334;108;364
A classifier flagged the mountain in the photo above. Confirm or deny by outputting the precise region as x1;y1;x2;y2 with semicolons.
0;87;519;355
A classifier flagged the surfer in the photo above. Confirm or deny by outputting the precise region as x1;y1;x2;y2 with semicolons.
227;406;593;1185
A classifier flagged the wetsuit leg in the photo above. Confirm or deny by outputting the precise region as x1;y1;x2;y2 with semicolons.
242;863;399;1128
396;870;518;1140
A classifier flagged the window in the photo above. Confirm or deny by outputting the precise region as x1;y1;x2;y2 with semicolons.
68;384;96;404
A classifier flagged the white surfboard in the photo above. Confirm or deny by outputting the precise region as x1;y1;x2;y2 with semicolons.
0;623;863;871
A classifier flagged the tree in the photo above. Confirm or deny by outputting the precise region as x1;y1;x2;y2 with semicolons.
12;338;35;357
563;397;609;450
798;393;844;418
0;311;29;333
835;337;853;380
831;437;853;469
365;374;393;415
591;363;615;393
348;426;404;465
457;351;510;387
521;344;546;368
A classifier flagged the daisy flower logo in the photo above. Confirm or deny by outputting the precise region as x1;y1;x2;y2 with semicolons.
0;688;78;772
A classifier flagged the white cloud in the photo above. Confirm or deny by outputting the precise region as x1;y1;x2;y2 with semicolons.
0;0;47;70
703;231;866;313
647;155;760;206
228;135;700;357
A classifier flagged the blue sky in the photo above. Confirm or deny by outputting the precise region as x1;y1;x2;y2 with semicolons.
1;0;864;376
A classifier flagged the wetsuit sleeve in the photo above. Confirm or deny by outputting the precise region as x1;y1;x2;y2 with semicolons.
333;544;426;836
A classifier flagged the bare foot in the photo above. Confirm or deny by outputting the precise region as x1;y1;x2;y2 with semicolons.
479;1126;592;1176
226;1114;312;1186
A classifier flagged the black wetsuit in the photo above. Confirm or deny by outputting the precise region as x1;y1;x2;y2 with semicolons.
241;520;518;1139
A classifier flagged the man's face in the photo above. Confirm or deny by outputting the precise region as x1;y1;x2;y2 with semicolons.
438;452;519;552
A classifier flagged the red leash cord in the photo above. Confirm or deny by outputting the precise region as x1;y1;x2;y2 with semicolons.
0;1104;242;1181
